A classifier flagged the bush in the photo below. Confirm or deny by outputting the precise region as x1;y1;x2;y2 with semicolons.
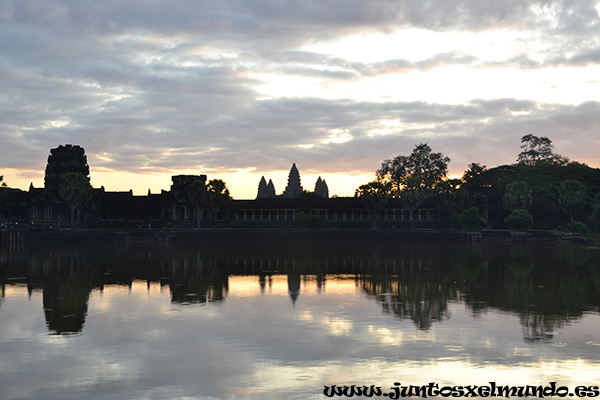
588;201;600;232
458;206;483;230
504;209;533;230
556;221;590;235
449;212;461;229
295;212;320;229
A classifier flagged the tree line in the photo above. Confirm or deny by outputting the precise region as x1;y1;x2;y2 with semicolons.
355;135;600;233
2;135;599;232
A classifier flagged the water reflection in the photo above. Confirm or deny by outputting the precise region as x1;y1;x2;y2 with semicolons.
170;264;228;305
1;240;600;399
43;273;93;335
1;241;599;341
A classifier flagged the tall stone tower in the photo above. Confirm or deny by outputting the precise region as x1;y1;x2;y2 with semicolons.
257;176;268;199
257;176;277;199
44;144;90;197
266;179;275;197
282;163;303;198
314;176;329;198
170;174;207;201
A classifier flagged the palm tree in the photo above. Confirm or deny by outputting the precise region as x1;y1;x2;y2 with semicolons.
189;180;208;229
503;181;532;211
0;175;7;202
558;180;586;223
205;179;230;226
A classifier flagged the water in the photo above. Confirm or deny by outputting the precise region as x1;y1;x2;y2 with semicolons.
1;239;600;399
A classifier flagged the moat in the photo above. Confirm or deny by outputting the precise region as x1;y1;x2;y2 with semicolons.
1;239;600;399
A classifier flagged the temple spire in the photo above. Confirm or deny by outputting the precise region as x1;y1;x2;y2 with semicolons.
266;179;276;198
256;176;268;199
257;176;276;199
314;176;329;198
283;163;303;198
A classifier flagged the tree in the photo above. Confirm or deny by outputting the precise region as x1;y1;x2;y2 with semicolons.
189;180;208;229
0;176;7;201
435;178;468;214
558;180;586;223
462;163;486;183
504;209;533;230
461;163;487;192
516;134;568;166
205;179;230;225
295;211;320;229
299;190;323;200
377;143;450;196
355;181;390;228
59;173;93;228
457;206;483;230
401;177;427;228
588;194;600;232
503;181;532;211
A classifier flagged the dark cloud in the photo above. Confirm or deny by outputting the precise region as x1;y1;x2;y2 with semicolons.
1;0;599;194
2;0;597;40
566;48;600;66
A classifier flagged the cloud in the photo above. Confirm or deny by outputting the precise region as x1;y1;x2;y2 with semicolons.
1;0;599;194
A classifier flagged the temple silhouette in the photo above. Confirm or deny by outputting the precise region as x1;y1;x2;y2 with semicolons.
1;241;594;337
0;144;444;229
256;163;329;199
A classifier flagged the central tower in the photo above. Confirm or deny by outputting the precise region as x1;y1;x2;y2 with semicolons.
282;163;303;198
44;144;90;198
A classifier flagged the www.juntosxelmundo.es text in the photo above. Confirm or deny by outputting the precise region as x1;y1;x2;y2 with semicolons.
323;382;600;398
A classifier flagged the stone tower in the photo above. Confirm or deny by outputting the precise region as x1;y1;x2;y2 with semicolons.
170;174;207;201
44;144;90;197
266;179;276;197
257;176;277;199
314;176;329;198
282;163;303;198
256;176;268;199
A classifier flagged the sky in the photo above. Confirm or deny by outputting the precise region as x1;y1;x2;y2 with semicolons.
1;0;600;199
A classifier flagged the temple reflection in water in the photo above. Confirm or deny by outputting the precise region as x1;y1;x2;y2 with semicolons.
1;240;599;339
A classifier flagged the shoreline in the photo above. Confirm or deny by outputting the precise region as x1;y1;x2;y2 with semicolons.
2;227;591;245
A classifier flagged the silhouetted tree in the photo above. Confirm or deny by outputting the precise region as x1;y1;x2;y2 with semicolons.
462;163;486;183
401;177;427;228
189;180;207;229
458;206;483;230
517;134;568;166
355;181;390;228
461;163;487;192
377;143;450;196
504;209;533;230
503;181;532;211
299;190;323;200
588;194;600;232
558;180;586;223
0;175;7;201
205;179;230;225
435;178;468;213
60;173;93;228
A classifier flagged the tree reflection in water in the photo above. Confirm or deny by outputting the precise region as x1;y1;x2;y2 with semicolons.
1;240;599;340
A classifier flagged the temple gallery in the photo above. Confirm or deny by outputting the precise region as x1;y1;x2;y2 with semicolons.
1;145;447;229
